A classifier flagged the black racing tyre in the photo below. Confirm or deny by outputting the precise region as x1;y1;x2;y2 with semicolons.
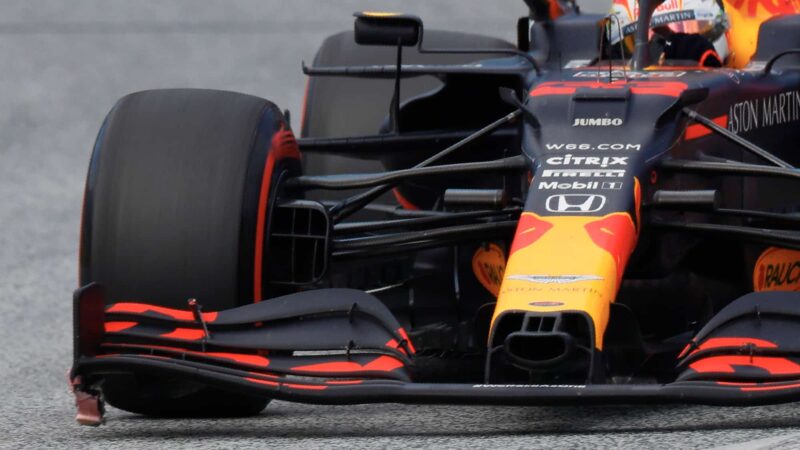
79;88;301;416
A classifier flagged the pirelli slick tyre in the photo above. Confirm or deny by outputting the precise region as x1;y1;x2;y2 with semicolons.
79;88;301;416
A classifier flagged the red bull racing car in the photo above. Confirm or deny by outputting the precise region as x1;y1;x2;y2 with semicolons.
70;0;800;425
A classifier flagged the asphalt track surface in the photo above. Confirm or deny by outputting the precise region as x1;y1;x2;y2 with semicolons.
2;1;800;448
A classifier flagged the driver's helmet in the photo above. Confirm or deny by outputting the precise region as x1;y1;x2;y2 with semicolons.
607;0;730;61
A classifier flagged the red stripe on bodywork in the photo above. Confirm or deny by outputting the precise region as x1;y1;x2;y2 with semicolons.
685;115;728;140
584;214;637;286
530;81;687;97
107;302;218;322
509;213;553;255
254;127;301;302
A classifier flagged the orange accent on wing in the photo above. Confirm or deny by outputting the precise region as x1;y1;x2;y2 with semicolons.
246;377;279;387
254;127;301;302
292;355;404;374
393;188;420;210
103;343;271;367
104;321;137;332
285;383;328;390
681;336;778;359
697;337;778;351
690;355;800;375
584;214;637;286
396;328;416;354
364;355;405;372
685;115;729;140
385;337;411;355
509;213;554;255
530;81;687;97
160;328;206;341
197;351;269;367
107;302;218;322
740;382;800;392
326;380;365;385
716;381;757;386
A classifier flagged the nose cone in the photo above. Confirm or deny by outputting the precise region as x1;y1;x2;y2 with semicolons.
490;174;641;346
493;211;638;349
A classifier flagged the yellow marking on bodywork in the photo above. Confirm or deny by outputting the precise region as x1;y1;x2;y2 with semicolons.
492;213;637;349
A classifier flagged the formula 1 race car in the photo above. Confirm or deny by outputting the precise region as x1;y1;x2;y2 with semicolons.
71;0;800;426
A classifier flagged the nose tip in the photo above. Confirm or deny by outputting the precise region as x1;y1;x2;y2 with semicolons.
487;311;600;383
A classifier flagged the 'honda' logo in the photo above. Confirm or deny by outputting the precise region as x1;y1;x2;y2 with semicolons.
545;194;606;213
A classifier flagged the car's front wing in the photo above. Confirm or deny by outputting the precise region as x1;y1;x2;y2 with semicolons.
70;284;800;426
